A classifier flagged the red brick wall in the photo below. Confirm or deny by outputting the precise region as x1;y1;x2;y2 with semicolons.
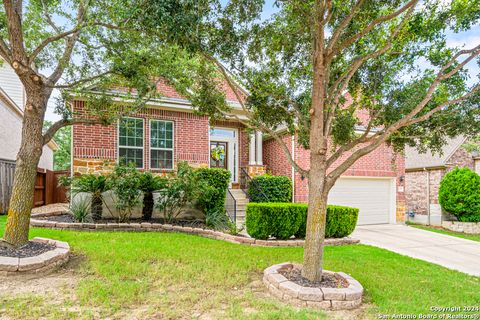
72;100;210;171
263;135;292;177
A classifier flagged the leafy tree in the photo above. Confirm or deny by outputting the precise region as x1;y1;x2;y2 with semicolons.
43;120;71;170
0;0;222;247
141;0;480;281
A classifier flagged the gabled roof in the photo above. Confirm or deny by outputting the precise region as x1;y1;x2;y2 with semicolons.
405;136;468;170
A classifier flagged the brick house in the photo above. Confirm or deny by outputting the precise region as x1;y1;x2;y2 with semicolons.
405;136;480;225
72;80;263;180
71;82;406;225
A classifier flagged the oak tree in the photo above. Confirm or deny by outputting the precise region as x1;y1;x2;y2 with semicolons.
176;0;480;281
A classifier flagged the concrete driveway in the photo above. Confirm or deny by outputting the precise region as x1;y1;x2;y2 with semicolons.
352;224;480;277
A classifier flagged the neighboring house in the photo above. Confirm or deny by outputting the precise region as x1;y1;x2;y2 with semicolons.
405;136;480;226
0;60;57;169
71;83;406;225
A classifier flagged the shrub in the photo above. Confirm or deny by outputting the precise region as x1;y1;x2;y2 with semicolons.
71;174;110;221
248;174;292;203
246;203;306;239
439;167;480;222
109;164;142;223
156;162;206;223
138;172;168;221
204;209;230;230
69;196;91;222
246;203;358;239
294;205;359;238
196;168;231;214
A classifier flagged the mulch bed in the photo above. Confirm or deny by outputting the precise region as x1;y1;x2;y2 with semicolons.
0;241;56;258
279;266;349;289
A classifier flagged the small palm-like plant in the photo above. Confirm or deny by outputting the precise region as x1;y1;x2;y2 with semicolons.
71;174;110;221
138;172;167;221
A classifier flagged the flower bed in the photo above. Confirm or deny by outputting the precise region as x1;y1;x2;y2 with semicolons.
30;212;359;247
0;237;70;276
442;221;480;234
263;262;363;310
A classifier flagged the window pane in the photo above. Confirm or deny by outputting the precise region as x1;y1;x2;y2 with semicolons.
151;150;173;169
150;120;173;151
119;147;143;168
119;118;143;147
210;128;235;138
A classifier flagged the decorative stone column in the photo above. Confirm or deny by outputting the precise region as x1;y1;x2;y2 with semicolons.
255;131;263;165
245;131;266;177
249;133;256;165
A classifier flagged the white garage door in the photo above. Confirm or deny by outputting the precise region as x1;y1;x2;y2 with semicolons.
327;177;394;225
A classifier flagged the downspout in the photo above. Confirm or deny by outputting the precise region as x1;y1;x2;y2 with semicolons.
291;135;295;203
426;168;431;226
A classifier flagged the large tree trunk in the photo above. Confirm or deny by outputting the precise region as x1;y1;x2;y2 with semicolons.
3;93;47;247
301;153;329;282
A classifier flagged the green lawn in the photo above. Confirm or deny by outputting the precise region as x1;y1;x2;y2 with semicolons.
0;215;479;319
410;223;480;242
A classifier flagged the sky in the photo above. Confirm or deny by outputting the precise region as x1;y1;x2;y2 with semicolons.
45;0;480;121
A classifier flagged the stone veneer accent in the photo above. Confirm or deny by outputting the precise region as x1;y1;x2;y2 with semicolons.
30;213;359;248
73;158;115;175
442;221;480;234
263;262;363;310
0;237;70;276
247;165;267;177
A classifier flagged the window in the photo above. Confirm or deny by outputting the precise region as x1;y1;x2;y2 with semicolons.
150;120;174;169
118;118;144;168
210;128;236;138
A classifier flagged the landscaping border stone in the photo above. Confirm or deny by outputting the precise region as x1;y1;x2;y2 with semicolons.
263;262;363;310
0;237;70;276
30;213;360;247
442;221;480;234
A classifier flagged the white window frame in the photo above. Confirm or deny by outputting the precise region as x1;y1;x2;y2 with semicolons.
117;117;145;169
149;119;174;170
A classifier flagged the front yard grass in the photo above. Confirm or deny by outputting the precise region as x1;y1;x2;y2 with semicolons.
0;215;479;319
409;223;480;242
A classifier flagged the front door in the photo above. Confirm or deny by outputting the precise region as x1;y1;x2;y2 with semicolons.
210;141;228;169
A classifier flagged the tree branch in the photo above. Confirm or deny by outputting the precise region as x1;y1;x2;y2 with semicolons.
329;0;418;58
4;0;27;63
48;70;113;89
326;0;365;56
29;27;82;62
43;118;100;145
0;39;12;63
47;1;89;84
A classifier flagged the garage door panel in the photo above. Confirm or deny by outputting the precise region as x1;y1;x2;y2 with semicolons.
327;178;392;225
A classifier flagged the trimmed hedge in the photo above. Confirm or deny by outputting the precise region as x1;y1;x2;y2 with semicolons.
248;174;292;203
246;202;359;239
439;167;480;222
196;168;231;214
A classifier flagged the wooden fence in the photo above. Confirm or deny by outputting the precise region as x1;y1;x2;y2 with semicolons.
0;159;16;213
0;159;69;213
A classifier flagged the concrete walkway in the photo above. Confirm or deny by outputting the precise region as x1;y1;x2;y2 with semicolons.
352;224;480;277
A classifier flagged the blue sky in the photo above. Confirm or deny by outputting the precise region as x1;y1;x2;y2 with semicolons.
45;1;480;120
